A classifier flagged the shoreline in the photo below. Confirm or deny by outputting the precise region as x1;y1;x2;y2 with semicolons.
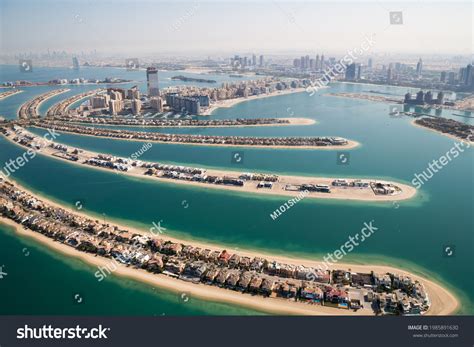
410;119;474;145
205;87;307;115
17;88;70;119
2;129;413;202
0;89;23;100
0;179;458;315
29;125;360;150
62;117;317;129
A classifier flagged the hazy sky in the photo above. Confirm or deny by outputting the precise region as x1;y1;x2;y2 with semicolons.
1;0;472;55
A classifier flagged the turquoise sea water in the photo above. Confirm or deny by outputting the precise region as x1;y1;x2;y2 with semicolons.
1;67;473;315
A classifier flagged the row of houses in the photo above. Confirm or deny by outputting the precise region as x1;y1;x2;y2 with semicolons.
28;121;351;148
0;178;430;314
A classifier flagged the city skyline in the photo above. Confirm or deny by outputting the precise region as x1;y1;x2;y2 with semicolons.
1;0;472;55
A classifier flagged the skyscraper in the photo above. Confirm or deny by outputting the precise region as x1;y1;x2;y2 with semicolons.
367;58;373;69
416;58;423;76
72;57;79;70
131;99;142;115
345;63;357;81
387;67;393;82
252;54;257;66
464;64;472;86
320;54;325;69
440;71;446;82
315;55;320;70
146;67;160;97
259;55;264;67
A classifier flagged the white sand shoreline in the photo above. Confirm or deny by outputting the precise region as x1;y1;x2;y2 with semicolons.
0;189;459;316
66;117;317;128
29;125;360;150
204;88;307;115
2;130;412;202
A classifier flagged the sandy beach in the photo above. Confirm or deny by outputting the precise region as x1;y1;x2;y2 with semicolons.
0;89;23;101
66;117;317;128
3;130;412;202
204;87;308;115
17;88;70;119
0;180;458;315
29;124;359;150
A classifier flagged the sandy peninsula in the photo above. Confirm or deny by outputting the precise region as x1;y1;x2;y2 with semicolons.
204;87;307;115
0;89;23;100
411;119;474;145
2;129;413;202
66;117;317;128
0;181;457;316
29;124;359;150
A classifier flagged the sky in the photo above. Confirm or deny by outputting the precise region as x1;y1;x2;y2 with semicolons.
0;0;472;55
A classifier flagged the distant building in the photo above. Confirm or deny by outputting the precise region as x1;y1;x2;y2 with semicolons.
436;91;444;104
416;58;423;76
415;90;424;103
107;88;125;100
464;64;472;86
252;54;257;66
320;54;325;69
345;63;357;81
315;54;320;70
357;64;362;80
72;57;79;70
424;91;433;104
448;72;456;85
108;99;123;115
165;94;201;115
259;55;264;67
150;97;163;112
90;95;109;109
387;67;393;82
367;58;373;69
440;71;446;82
146;67;160;97
131;99;142;115
127;86;140;100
